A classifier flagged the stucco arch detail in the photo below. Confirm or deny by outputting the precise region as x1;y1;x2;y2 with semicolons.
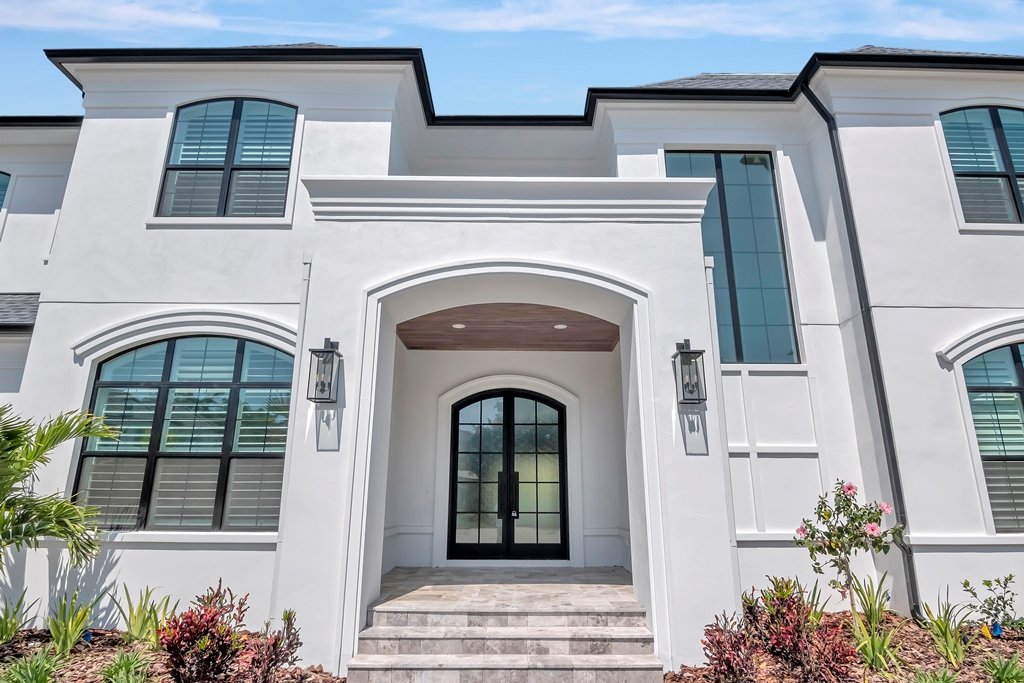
70;308;298;363
937;314;1024;365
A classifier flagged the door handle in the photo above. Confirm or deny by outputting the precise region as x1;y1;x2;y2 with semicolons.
511;471;520;519
497;472;506;517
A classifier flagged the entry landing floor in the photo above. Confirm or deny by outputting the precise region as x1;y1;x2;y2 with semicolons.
375;566;637;612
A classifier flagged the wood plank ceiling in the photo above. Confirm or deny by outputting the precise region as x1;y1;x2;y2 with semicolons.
396;303;620;352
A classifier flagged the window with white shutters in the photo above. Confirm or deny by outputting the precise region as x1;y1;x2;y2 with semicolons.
157;99;297;218
75;336;293;531
940;107;1024;223
964;343;1024;531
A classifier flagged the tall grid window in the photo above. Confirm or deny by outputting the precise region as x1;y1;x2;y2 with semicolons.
75;336;293;531
964;343;1024;532
940;107;1024;223
0;172;9;209
157;99;297;217
666;151;799;363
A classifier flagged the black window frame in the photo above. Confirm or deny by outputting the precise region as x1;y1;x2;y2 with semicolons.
156;97;298;218
964;342;1024;532
941;106;1024;224
666;149;801;364
74;335;293;532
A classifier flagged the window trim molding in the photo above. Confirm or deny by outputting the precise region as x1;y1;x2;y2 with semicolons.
153;97;302;224
941;323;1024;535
74;335;295;532
70;308;297;364
661;145;803;364
937;104;1024;233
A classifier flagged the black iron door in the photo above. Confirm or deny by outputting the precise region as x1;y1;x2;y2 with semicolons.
447;389;568;560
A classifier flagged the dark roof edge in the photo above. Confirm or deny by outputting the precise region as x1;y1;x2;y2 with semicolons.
43;46;1024;128
0;115;84;128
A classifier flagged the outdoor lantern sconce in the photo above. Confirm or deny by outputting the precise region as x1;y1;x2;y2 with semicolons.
672;340;707;405
308;338;342;403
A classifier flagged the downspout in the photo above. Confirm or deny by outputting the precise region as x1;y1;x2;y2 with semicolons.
800;82;925;620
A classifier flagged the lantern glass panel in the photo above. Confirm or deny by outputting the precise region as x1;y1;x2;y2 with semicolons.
307;350;337;402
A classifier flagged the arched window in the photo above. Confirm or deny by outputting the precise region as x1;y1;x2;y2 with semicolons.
940;107;1024;223
75;336;293;531
964;343;1024;531
0;172;10;209
157;99;297;217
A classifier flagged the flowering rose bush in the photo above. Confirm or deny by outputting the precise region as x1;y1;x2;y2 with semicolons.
794;480;903;611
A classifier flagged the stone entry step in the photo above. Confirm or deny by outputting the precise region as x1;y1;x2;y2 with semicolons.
345;653;663;682
351;568;663;682
357;625;655;655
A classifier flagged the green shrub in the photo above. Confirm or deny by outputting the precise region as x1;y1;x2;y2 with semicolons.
47;591;94;657
962;574;1017;626
0;649;63;683
0;591;35;645
112;585;177;648
850;573;902;673
913;669;958;683
983;654;1024;683
101;649;151;683
920;590;973;669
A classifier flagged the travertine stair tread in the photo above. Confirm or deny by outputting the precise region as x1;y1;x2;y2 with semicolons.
370;602;646;614
359;625;653;639
347;653;663;670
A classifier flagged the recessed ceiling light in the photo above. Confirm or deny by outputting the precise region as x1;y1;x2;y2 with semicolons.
451;323;466;329
553;324;568;330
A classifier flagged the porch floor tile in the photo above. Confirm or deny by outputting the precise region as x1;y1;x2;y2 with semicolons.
374;567;637;613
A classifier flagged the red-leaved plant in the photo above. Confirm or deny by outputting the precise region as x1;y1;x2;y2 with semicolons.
238;609;302;683
742;577;856;683
158;581;249;683
701;612;756;683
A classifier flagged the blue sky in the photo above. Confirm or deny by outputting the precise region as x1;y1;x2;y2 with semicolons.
2;0;1024;116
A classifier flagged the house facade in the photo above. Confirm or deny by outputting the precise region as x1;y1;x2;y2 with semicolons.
0;44;1022;675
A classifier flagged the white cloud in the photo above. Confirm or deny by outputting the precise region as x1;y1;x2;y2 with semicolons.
374;0;1024;42
0;0;392;42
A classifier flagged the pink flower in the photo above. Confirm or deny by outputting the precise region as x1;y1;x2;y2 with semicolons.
842;482;858;497
839;588;848;600
879;502;894;515
865;522;882;537
796;525;808;539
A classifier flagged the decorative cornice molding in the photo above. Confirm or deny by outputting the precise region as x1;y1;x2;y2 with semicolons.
302;175;715;223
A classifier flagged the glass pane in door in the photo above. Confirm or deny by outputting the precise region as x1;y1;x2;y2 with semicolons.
513;397;561;545
455;398;504;545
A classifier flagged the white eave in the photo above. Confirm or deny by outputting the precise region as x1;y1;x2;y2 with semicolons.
301;175;716;223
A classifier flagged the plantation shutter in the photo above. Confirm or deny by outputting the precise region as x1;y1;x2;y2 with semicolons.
941;108;1022;223
965;344;1024;531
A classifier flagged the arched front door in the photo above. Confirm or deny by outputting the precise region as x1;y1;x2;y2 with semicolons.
448;389;569;560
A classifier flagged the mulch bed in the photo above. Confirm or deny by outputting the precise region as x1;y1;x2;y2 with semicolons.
666;613;1024;682
0;629;345;683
